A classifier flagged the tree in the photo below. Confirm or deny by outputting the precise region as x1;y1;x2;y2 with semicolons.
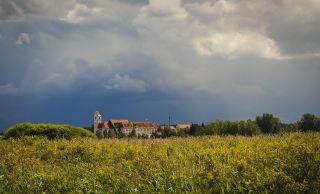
177;129;188;137
200;120;260;136
255;113;281;133
96;130;104;139
298;113;320;132
237;120;261;136
162;127;176;138
189;124;200;136
117;130;125;138
106;129;117;138
279;123;298;133
103;129;109;138
128;128;137;137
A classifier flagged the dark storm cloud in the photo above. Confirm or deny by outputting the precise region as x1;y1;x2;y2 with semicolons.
0;0;18;20
0;0;320;130
0;0;71;20
0;0;146;21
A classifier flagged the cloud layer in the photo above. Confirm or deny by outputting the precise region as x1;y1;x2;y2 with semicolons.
0;0;320;129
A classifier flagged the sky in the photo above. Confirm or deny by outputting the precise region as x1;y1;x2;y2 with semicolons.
0;0;320;130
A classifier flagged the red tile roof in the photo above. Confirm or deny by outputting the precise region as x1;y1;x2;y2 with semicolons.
109;119;133;128
98;122;109;129
133;121;158;128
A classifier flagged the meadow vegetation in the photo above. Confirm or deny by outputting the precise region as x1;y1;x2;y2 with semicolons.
0;132;319;193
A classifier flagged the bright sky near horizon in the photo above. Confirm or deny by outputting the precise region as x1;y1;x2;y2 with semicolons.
0;0;320;130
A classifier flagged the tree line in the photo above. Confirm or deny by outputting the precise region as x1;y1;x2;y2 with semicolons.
2;113;319;140
155;113;320;138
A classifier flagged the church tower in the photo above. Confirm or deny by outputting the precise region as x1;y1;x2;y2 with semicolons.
93;111;102;134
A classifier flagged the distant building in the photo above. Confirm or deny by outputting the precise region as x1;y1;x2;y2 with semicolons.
132;121;158;136
159;124;191;131
93;111;102;135
93;111;158;138
176;124;191;130
159;125;177;131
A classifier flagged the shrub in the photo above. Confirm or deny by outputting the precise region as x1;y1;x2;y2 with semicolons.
3;122;96;139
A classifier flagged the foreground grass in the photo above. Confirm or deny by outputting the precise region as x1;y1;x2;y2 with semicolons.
0;133;319;193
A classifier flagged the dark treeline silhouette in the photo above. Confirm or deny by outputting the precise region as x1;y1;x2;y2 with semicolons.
152;113;320;138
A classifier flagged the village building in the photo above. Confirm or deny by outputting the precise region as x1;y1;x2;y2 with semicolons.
176;124;191;130
159;125;177;131
93;111;158;138
159;124;191;131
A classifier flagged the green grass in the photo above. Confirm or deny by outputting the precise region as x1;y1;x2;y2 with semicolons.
0;132;319;193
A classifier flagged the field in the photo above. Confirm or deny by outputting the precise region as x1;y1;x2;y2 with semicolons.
0;133;319;193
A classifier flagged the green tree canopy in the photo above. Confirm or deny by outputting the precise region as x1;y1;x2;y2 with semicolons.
200;120;261;136
255;113;281;133
298;113;320;132
3;122;96;139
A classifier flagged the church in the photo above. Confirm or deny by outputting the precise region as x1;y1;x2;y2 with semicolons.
93;111;158;137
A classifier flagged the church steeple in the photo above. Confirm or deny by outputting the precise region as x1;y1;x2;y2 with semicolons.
93;111;102;134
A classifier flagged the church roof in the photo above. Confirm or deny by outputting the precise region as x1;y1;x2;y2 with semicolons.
109;119;133;128
107;119;158;129
98;122;109;129
133;121;158;128
109;119;130;123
